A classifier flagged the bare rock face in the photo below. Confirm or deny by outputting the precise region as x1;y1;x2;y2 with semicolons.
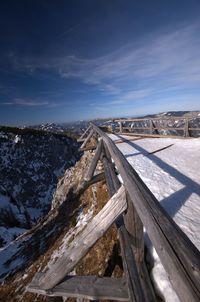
0;128;81;247
51;150;93;209
0;150;93;282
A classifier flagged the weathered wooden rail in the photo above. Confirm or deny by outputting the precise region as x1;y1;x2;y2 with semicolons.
110;115;200;138
27;123;200;302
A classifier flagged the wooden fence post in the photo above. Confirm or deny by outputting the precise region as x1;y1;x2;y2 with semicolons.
119;122;123;134
80;129;94;149
149;120;153;135
84;139;103;182
101;143;155;302
184;118;190;137
80;125;91;138
123;193;144;263
102;154;145;301
123;193;156;302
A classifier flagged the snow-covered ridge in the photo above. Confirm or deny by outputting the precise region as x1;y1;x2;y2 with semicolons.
0;150;92;284
0;128;81;247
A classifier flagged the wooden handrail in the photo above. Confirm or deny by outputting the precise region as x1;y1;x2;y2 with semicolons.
91;123;200;302
102;146;156;302
114;115;200;122
28;125;200;301
109;116;200;138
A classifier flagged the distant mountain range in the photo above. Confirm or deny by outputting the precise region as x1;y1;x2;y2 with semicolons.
29;111;200;135
29;119;106;136
29;110;200;136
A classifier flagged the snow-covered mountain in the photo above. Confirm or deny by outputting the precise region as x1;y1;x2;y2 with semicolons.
0;150;97;291
0;127;81;247
34;122;65;133
30;118;113;137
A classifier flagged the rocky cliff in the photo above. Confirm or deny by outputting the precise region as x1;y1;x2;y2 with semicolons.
0;127;81;247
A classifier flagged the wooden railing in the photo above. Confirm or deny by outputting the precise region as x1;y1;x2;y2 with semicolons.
110;116;200;138
28;124;200;302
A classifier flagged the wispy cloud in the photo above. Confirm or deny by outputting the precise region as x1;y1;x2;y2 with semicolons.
109;89;153;105
7;22;200;101
1;98;57;107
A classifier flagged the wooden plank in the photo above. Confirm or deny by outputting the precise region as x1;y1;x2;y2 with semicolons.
79;145;97;151
102;156;116;197
102;148;156;302
80;129;94;150
123;127;152;130
119;122;123;133
184;118;190;137
123;126;185;131
138;261;157;302
149;120;153;134
78;125;91;141
39;186;127;289
114;115;198;122
84;139;103;182
153;127;185;131
124;194;157;302
28;273;129;301
124;192;144;263
91;123;200;302
101;144;121;194
119;132;187;139
81;172;105;192
102;150;145;302
118;223;145;302
77;138;85;143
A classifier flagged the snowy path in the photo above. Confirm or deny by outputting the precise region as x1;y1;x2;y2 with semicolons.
109;134;200;301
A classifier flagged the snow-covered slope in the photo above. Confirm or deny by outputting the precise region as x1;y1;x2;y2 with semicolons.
0;150;93;284
0;128;80;247
109;134;200;301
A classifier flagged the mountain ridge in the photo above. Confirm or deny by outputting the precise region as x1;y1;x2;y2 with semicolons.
0;128;81;247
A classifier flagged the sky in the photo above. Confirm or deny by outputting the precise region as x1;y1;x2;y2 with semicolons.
0;0;200;126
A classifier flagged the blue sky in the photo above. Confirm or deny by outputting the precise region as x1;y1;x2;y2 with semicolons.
0;0;200;125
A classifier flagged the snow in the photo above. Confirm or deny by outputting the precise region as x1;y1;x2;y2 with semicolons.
109;134;200;302
0;236;30;281
0;132;8;139
0;194;11;208
54;164;66;177
14;135;21;144
26;207;42;221
48;204;94;268
0;226;27;247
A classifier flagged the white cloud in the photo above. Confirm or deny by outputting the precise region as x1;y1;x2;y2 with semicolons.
109;89;153;105
1;98;57;107
8;22;200;99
